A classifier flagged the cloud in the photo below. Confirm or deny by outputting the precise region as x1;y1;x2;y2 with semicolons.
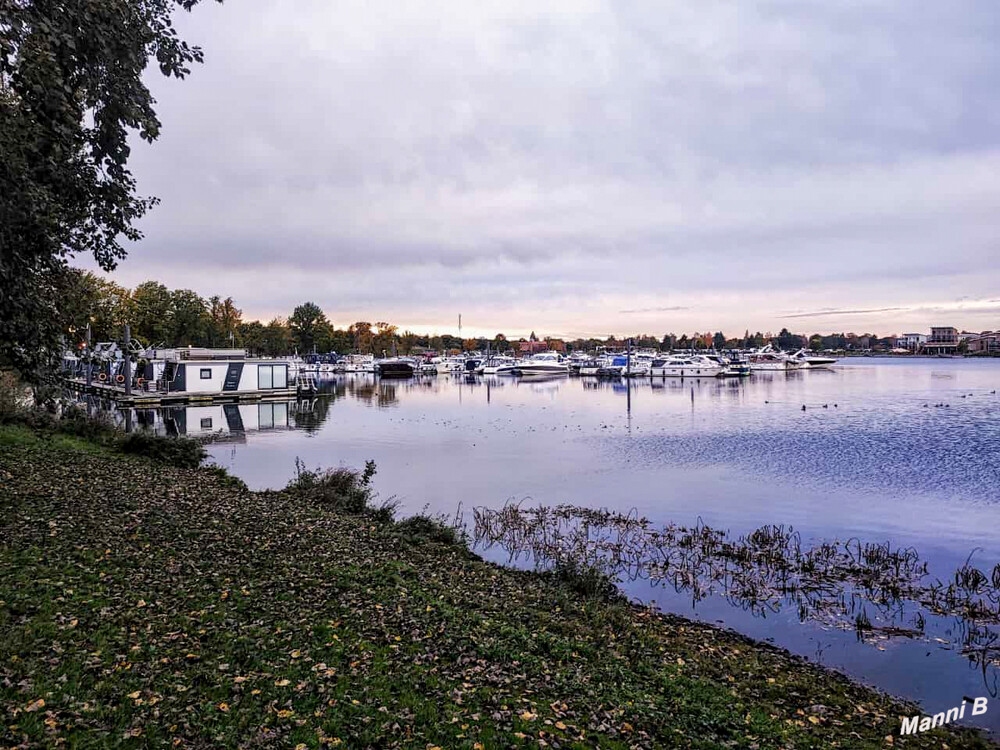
784;307;905;319
620;306;690;314
93;0;1000;335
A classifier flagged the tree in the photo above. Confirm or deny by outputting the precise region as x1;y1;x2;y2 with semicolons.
712;331;726;350
775;327;802;351
262;317;292;356
399;331;419;355
0;0;214;377
372;322;398;356
289;302;329;353
209;296;242;346
170;289;209;346
349;321;373;354
328;327;353;354
239;321;265;357
132;281;173;346
56;269;133;347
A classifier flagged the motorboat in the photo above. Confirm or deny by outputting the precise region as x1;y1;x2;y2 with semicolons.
302;353;341;377
434;357;465;374
704;353;751;377
578;356;608;377
789;348;839;369
480;356;518;375
625;352;654;377
418;357;441;374
748;346;803;371
376;358;415;378
343;354;376;373
566;352;595;374
513;352;570;376
650;355;725;378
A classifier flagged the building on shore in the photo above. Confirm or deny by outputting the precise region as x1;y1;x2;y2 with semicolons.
921;327;959;355
965;331;1000;354
895;333;927;352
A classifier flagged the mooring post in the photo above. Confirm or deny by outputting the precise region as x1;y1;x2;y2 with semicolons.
84;323;92;388
123;324;133;397
627;337;632;377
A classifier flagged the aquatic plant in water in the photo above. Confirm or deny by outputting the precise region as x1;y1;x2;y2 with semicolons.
472;502;1000;695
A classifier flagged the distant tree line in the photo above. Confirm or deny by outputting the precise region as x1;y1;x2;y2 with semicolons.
58;271;885;358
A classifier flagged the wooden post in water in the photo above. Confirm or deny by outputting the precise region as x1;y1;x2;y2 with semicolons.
123;324;132;397
626;337;632;377
84;323;92;388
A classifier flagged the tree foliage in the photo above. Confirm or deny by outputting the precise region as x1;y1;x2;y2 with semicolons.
0;0;214;377
288;302;328;354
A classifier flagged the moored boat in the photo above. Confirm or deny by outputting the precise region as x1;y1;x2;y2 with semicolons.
789;348;839;369
748;347;803;371
513;352;569;376
650;354;725;378
375;358;415;378
480;356;518;375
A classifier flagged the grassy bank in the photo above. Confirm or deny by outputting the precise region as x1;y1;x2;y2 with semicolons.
0;426;993;749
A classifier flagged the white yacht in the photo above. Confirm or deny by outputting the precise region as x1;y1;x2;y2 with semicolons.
789;348;839;369
748;347;803;371
578;355;608;377
418;357;441;374
624;352;654;377
650;354;725;378
481;356;518;375
433;357;464;374
513;352;570;376
343;354;376;373
703;353;751;377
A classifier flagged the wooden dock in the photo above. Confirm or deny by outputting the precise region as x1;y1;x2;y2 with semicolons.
64;378;301;406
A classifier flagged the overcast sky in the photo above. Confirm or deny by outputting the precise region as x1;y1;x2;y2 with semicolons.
92;0;1000;338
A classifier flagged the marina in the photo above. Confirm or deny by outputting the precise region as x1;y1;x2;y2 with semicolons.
59;338;844;405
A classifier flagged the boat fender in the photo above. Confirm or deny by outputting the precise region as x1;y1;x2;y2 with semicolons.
98;372;107;382
116;374;125;384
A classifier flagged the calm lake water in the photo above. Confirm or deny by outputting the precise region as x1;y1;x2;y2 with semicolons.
121;357;1000;729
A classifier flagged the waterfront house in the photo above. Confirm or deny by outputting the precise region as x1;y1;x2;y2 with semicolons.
896;333;927;352
921;327;959;355
966;331;1000;354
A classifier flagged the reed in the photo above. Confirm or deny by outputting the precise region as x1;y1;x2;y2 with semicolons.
473;502;1000;683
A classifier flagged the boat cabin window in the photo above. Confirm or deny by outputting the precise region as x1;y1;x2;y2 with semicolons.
200;418;213;429
258;364;288;390
200;368;212;379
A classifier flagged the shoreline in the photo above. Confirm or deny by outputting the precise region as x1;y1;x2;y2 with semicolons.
0;424;995;748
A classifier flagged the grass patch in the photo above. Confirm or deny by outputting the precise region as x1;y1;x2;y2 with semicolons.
283;457;398;523
392;511;466;548
116;430;207;469
0;423;104;453
0;393;218;472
